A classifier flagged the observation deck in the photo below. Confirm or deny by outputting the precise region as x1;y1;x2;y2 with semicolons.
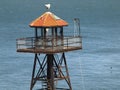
16;36;82;54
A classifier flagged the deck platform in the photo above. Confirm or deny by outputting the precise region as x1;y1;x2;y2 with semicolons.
16;36;82;54
17;46;82;54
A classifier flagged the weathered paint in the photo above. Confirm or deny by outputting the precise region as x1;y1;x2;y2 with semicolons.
29;12;68;27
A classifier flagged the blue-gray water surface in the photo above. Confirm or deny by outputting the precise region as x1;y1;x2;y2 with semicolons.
0;0;120;90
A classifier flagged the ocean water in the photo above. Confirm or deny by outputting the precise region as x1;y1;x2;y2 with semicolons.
0;0;120;90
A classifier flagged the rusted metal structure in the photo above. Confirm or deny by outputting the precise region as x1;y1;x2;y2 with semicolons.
16;7;82;90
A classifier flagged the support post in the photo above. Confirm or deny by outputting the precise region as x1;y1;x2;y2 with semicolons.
60;27;64;46
35;27;38;38
30;54;37;90
47;54;54;90
62;53;72;90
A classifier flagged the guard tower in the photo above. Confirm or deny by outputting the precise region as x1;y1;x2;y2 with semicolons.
16;5;82;90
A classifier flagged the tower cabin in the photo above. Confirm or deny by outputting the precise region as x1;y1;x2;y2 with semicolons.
16;8;82;90
17;11;82;53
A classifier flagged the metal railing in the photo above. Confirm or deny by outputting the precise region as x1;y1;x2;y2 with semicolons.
16;36;82;50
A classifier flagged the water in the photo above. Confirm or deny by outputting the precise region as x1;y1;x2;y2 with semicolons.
0;0;120;90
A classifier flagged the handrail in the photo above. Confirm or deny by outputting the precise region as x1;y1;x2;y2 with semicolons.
16;36;82;50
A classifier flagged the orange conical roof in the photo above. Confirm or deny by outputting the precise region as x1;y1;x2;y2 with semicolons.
30;12;68;27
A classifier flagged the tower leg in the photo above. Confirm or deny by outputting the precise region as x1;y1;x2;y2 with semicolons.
62;53;72;90
29;53;72;90
30;54;37;90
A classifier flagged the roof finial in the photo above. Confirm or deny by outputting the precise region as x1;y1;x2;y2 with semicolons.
45;4;51;10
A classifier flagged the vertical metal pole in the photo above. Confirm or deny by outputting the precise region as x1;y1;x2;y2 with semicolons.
43;28;46;38
47;54;54;90
55;27;58;46
30;54;37;90
52;28;54;48
44;28;47;47
55;27;57;37
60;27;64;46
35;27;38;38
